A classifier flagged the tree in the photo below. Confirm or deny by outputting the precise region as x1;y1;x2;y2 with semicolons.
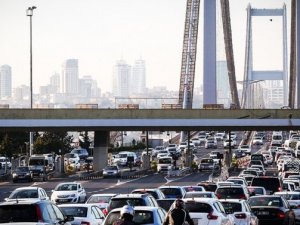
79;131;91;152
33;131;73;155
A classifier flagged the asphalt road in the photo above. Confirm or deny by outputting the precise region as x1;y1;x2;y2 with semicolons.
0;131;264;202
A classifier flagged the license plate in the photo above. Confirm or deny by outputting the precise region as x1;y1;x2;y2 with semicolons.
192;218;201;225
257;211;269;215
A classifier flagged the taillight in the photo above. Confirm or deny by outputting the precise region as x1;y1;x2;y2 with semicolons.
35;205;43;222
103;208;108;216
278;187;282;192
81;222;90;225
239;194;246;200
235;213;247;219
207;213;218;220
277;211;285;219
216;193;221;199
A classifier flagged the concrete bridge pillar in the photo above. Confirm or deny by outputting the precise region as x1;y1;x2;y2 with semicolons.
93;131;109;172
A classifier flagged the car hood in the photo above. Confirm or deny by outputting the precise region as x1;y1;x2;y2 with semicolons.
52;190;78;196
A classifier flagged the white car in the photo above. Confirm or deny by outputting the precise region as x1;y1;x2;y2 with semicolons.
223;139;236;148
239;145;252;155
174;198;233;225
157;150;170;159
102;206;166;225
191;137;200;146
220;199;259;225
5;186;49;201
59;204;105;225
252;137;263;145
51;182;87;204
0;157;11;169
64;153;80;170
86;193;117;211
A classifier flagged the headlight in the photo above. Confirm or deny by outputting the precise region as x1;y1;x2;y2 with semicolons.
26;173;30;176
103;171;107;174
12;173;17;177
113;171;117;174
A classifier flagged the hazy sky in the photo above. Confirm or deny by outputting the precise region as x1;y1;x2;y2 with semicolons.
0;0;290;93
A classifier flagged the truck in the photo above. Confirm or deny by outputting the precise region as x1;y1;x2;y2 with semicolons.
28;155;52;181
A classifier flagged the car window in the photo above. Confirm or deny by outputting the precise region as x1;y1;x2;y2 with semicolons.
0;205;38;222
148;196;158;207
52;204;65;221
40;204;51;222
87;195;112;203
157;208;166;223
91;206;101;219
110;198;145;210
95;206;105;218
221;202;242;213
104;211;121;225
249;197;283;207
185;202;213;213
159;188;183;198
133;211;154;224
56;184;77;191
46;204;59;221
10;189;38;199
59;206;88;217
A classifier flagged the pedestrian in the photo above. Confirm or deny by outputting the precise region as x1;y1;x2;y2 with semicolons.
163;199;194;225
113;205;136;225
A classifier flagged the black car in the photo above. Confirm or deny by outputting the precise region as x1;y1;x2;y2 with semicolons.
12;166;33;183
0;199;74;224
248;195;296;225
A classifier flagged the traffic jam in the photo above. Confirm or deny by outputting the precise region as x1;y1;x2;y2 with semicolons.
0;130;299;225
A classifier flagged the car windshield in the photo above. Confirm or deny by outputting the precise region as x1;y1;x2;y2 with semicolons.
132;191;159;199
104;210;154;225
65;153;76;158
15;167;29;172
248;197;283;207
158;158;172;164
29;159;46;166
87;195;113;203
221;202;242;213
56;184;77;191
184;187;204;192
59;207;88;217
9;189;38;199
0;205;38;222
248;187;264;195
119;154;128;158
0;158;8;162
216;188;244;198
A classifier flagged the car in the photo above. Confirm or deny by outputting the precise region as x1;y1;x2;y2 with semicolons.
51;182;87;204
64;153;80;170
274;191;300;223
197;181;217;192
220;199;259;225
233;150;246;159
0;199;74;224
12;166;33;182
131;188;165;200
239;145;252;155
198;158;217;171
104;194;159;215
158;186;186;199
247;186;267;196
83;156;94;171
183;191;217;199
85;194;117;212
102;206;166;225
5;186;49;201
182;185;206;192
156;150;170;159
205;138;217;149
248;195;296;225
170;198;233;225
226;177;248;187
71;148;89;160
191;137;201;146
223;139;237;148
0;157;11;169
215;185;250;200
251;176;282;194
239;175;256;185
239;169;259;177
59;203;105;225
252;137;263;145
102;165;121;178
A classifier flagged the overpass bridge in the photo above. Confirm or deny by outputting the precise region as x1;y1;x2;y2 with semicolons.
1;108;298;172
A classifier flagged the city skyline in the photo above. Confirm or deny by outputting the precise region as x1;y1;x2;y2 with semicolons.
0;0;291;93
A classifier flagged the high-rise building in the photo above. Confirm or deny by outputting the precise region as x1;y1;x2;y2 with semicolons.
61;59;78;94
216;61;231;107
0;65;12;99
50;72;60;94
131;59;146;95
265;80;284;108
112;60;131;97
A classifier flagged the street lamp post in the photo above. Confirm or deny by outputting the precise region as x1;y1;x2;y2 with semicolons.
26;6;36;156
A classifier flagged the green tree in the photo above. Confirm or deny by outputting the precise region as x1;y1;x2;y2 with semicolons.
0;134;14;158
79;131;91;152
33;131;73;155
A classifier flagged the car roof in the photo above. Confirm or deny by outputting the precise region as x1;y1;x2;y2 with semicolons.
0;199;43;205
182;198;218;203
113;194;148;198
14;187;40;190
89;193;117;197
219;199;246;203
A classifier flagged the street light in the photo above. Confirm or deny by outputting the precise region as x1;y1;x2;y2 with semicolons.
27;6;36;156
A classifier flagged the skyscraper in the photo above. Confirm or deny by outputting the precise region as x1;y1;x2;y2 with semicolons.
131;59;146;95
61;59;78;94
112;60;131;97
50;72;60;94
0;65;12;99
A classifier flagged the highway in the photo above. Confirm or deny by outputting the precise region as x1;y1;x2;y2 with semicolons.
0;131;265;202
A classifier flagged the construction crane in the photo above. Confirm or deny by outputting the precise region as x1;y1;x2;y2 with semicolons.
220;0;240;109
178;0;201;109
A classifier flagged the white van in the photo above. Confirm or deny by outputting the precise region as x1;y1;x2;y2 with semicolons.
272;133;283;145
113;151;137;166
157;156;173;173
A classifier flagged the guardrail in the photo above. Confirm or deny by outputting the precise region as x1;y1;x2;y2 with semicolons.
79;169;153;180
